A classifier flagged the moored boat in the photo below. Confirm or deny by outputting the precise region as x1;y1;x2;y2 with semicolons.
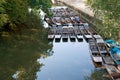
74;29;83;41
69;27;76;42
55;29;62;42
81;28;92;42
48;29;55;40
105;39;117;48
105;64;120;80
69;33;76;42
89;42;103;64
110;47;120;66
88;27;102;40
62;26;69;42
96;38;114;65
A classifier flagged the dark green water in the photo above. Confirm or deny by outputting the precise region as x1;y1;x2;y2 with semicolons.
0;28;108;80
0;26;52;80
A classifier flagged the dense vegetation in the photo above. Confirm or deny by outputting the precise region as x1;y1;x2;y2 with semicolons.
0;0;52;35
86;0;120;40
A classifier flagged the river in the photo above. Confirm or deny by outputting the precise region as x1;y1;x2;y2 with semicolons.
0;10;109;80
37;39;94;80
0;31;109;80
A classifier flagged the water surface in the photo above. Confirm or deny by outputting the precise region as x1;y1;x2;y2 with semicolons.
37;38;94;80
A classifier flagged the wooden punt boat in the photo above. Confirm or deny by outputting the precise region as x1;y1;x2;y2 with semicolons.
62;26;69;42
74;29;83;41
69;27;76;42
93;35;102;39
105;64;120;80
88;27;97;35
110;47;120;66
69;33;76;42
44;17;53;26
55;29;62;42
62;33;69;42
89;42;103;64
81;28;93;42
96;38;104;44
97;43;108;53
99;43;115;65
96;38;114;64
102;54;115;65
48;29;55;40
87;27;102;39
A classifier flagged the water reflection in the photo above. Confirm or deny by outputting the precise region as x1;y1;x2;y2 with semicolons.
0;29;110;80
37;38;95;80
0;27;52;80
84;69;109;80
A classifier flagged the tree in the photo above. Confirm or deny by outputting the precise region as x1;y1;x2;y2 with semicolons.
0;0;9;28
28;0;52;16
6;0;28;22
86;0;120;40
0;0;52;33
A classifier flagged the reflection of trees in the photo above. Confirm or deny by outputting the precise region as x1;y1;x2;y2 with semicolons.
0;15;52;80
84;69;109;80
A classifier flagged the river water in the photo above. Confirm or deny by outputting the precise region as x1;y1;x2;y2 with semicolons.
0;13;108;80
0;32;108;80
37;39;94;80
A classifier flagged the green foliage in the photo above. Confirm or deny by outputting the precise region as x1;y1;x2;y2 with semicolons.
0;0;52;79
28;0;52;16
0;21;52;79
0;0;8;28
86;0;120;40
0;0;52;33
0;14;8;28
5;0;28;23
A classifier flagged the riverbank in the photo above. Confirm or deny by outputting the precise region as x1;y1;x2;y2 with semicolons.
58;0;94;17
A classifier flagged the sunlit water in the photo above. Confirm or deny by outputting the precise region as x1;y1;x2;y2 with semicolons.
37;38;94;80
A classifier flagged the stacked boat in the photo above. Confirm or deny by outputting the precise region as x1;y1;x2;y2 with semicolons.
89;40;103;65
46;6;120;79
47;6;91;42
48;29;55;40
88;28;120;79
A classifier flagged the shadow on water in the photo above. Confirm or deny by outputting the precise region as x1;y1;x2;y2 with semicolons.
84;69;110;80
0;26;52;80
